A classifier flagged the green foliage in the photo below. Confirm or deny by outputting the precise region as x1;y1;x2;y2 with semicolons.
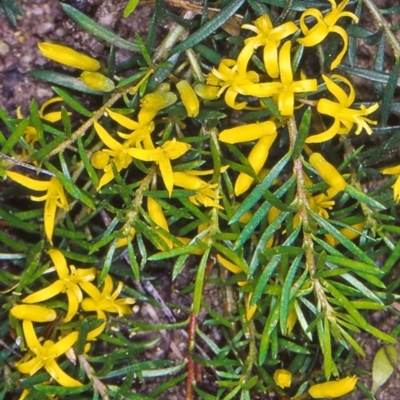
1;0;400;399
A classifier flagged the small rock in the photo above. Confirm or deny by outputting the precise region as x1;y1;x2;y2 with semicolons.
0;41;10;56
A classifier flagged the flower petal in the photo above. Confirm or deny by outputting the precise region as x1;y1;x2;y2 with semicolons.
309;376;357;398
16;357;43;375
219;120;277;144
45;358;82;387
94;121;122;151
6;171;50;191
51;331;79;357
309;153;347;191
47;249;69;279
23;280;65;304
22;320;42;353
11;305;57;322
106;108;139;130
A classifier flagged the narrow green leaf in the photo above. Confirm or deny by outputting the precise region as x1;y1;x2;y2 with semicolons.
77;137;99;188
323;316;333;380
230;152;291;224
310;210;375;265
213;242;250;274
52;86;92;117
99;239;118;285
252;254;282;306
280;254;302;334
61;106;71;137
30;70;104;95
292;107;311;158
127;239;140;281
381;57;400;126
135;33;152;67
338;64;400;87
123;0;140;17
45;161;95;209
193;247;211;315
259;301;280;364
345;185;385;211
148;245;202;261
325;255;382;275
34;383;92;395
61;3;139;51
170;0;245;55
2;118;30;154
322;279;368;329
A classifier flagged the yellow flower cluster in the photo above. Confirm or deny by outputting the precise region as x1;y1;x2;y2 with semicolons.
4;0;391;394
10;250;134;387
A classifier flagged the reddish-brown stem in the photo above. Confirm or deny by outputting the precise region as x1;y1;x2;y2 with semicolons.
186;311;196;400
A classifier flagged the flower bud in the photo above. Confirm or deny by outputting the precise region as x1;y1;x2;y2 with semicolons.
194;83;220;100
273;369;292;389
176;80;200;117
38;42;101;71
80;71;115;92
309;153;347;192
91;151;110;169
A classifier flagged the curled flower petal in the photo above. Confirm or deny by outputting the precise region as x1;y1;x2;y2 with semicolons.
309;376;358;398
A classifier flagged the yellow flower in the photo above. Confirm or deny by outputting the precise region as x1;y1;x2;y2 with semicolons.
81;275;135;318
80;71;115;92
127;139;191;196
16;320;81;387
6;172;69;244
17;97;65;157
207;59;259;110
38;42;101;71
273;369;292;389
10;305;57;322
298;0;359;70
306;75;379;143
308;186;339;219
219;120;277;144
239;41;318;116
23;249;96;322
235;133;277;196
173;170;224;209
92;121;135;190
309;153;347;192
308;375;358;398
237;14;298;77
176;80;200;117
382;165;400;202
